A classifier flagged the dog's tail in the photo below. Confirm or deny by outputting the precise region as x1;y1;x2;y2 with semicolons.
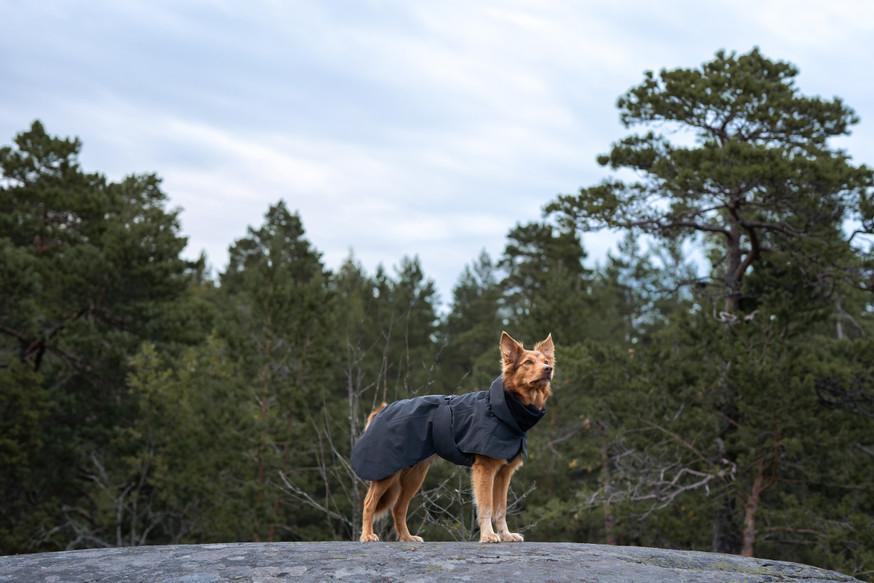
364;402;387;431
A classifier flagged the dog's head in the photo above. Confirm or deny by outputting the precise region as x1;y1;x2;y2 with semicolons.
500;331;554;409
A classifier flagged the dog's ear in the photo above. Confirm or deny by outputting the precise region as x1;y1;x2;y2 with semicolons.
535;334;554;360
500;331;523;367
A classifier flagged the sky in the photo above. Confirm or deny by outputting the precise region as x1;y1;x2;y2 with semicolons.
2;0;873;308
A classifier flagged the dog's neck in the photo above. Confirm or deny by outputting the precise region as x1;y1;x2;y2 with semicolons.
504;389;546;431
506;383;551;410
532;385;551;410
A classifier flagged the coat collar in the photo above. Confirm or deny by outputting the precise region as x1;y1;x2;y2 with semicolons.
488;376;546;434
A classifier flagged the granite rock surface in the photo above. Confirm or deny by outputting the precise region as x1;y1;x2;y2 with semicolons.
0;542;861;582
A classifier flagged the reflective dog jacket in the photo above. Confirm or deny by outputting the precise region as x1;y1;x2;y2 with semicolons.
351;377;546;481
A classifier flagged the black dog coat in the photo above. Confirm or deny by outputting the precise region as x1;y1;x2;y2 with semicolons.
351;377;546;481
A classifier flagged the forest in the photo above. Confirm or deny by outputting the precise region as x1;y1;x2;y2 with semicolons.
2;49;873;580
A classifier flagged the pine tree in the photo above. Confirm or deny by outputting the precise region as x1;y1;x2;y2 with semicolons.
499;221;592;345
442;250;504;391
547;48;872;315
0;121;209;551
214;201;335;542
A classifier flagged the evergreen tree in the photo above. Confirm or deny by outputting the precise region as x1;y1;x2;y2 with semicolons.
367;256;442;402
0;121;209;551
545;48;874;559
499;221;592;345
214;201;335;542
0;363;49;552
547;48;872;315
125;338;251;544
596;234;697;345
442;250;504;391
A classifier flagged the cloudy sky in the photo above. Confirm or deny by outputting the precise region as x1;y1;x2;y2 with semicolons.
3;0;873;307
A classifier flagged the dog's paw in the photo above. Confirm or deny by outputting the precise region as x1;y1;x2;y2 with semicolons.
501;532;524;542
400;535;424;542
479;532;501;543
359;533;379;542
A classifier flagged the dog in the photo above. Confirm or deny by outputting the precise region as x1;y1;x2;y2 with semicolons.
351;331;554;543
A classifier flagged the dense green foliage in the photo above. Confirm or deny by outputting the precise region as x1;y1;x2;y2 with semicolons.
2;49;873;580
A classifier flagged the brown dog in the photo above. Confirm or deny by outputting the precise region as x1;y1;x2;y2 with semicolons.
354;332;554;543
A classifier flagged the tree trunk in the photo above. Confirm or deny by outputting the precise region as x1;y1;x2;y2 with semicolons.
598;421;617;545
254;337;272;543
741;455;775;557
713;494;740;554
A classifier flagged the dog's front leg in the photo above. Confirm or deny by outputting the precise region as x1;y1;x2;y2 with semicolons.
493;457;524;542
472;456;504;543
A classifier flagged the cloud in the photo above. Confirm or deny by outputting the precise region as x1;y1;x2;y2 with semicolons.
2;0;873;306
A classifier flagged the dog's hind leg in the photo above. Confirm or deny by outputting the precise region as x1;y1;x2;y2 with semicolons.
392;456;434;542
360;475;400;542
472;455;505;543
493;457;524;542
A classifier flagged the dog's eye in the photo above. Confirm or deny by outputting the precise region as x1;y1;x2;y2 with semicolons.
524;359;533;365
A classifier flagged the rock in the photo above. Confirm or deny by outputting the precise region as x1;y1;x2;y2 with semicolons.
0;542;861;582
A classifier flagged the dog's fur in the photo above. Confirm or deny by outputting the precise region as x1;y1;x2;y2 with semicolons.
358;331;554;543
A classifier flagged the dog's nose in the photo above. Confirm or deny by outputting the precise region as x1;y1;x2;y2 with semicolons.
543;364;553;375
